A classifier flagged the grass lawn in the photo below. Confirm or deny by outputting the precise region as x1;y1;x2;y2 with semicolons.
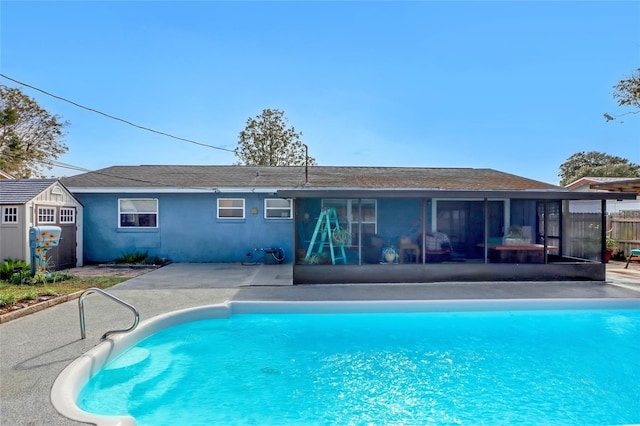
0;276;127;315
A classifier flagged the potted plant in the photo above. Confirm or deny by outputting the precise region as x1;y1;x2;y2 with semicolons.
383;246;397;264
332;228;351;246
605;236;617;263
503;226;529;246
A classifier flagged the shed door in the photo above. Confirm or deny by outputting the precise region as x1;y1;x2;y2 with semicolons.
36;205;77;270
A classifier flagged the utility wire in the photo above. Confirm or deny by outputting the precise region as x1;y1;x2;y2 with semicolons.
0;73;236;153
1;74;311;187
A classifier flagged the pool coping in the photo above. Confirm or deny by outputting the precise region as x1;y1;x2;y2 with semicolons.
51;298;640;425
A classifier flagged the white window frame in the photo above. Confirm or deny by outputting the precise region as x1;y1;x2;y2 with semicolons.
322;199;377;245
264;198;293;219
60;207;76;224
217;198;245;219
118;198;158;228
2;206;18;224
37;206;56;224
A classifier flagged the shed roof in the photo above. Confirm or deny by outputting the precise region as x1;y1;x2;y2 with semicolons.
62;165;561;191
0;179;60;204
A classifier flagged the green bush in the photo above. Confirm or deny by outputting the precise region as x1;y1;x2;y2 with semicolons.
0;258;29;280
31;272;48;286
0;293;17;307
22;289;37;300
20;271;74;286
142;256;169;265
9;272;26;285
114;251;149;264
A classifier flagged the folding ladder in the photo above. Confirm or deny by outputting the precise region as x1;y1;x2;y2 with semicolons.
304;207;347;265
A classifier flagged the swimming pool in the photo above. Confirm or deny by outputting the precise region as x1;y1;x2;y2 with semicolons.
53;299;640;425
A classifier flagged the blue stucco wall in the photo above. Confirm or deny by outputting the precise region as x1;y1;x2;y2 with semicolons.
296;198;428;247
75;192;293;263
377;198;424;243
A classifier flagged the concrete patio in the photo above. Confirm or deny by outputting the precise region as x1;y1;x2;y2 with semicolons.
1;261;639;425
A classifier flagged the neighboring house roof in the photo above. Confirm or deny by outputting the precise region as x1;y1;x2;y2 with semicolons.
589;177;640;195
0;178;61;204
61;165;561;192
0;169;16;179
565;176;632;191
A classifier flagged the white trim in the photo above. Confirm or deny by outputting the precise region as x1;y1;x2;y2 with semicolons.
37;206;57;224
60;207;76;224
66;187;288;194
1;206;18;224
321;199;377;245
264;198;293;219
217;198;245;219
118;198;158;228
0;169;15;179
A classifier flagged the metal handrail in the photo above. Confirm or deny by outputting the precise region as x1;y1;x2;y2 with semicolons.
78;288;140;340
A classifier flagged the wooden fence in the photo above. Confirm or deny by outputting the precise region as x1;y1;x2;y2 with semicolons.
608;210;640;256
563;210;640;259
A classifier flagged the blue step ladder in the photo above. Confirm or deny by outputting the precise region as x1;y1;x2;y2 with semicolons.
304;208;347;265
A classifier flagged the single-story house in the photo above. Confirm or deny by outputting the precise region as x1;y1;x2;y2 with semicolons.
61;165;636;284
0;179;83;270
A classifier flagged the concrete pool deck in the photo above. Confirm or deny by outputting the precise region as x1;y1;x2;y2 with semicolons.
1;262;639;425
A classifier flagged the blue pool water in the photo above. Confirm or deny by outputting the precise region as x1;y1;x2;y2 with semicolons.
78;307;640;425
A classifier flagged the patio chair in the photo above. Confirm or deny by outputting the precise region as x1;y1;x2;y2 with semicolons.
625;249;640;269
423;232;452;262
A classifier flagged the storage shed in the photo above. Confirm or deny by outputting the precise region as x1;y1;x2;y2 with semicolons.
0;179;83;270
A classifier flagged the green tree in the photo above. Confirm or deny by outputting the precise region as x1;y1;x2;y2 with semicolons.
0;85;68;178
235;108;316;166
558;151;640;186
604;68;639;122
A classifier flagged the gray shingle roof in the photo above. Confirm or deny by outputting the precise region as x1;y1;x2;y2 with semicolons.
61;165;560;191
0;179;59;204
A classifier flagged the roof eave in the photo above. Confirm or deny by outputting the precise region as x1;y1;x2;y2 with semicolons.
277;188;638;200
65;186;291;194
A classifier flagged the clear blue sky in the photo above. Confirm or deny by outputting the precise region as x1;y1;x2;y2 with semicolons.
1;1;639;185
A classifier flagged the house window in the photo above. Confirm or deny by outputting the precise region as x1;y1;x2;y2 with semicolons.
264;198;292;219
322;199;377;245
119;199;158;228
37;207;56;224
2;207;18;224
218;198;245;219
60;208;76;224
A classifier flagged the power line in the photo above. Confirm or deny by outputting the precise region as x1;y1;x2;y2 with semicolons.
0;73;236;154
2;147;310;189
1;74;311;186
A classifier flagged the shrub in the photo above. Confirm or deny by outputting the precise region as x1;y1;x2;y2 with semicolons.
49;272;72;283
9;272;26;285
0;258;29;280
31;272;48;286
42;287;60;296
21;289;37;300
114;251;148;264
0;293;17;307
142;256;169;265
